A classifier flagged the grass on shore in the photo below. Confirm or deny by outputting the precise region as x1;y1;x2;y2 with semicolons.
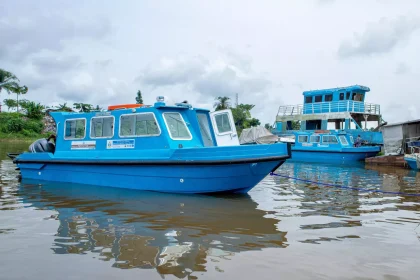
0;132;49;141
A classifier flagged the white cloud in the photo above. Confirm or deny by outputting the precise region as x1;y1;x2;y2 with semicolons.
338;16;420;58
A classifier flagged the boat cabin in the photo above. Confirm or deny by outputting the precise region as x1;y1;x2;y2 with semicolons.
49;97;240;153
302;85;368;115
293;131;355;149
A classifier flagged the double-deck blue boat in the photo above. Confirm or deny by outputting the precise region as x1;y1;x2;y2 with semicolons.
271;85;384;163
12;97;290;194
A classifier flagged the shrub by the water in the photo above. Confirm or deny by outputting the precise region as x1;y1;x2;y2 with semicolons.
4;117;25;133
0;112;46;139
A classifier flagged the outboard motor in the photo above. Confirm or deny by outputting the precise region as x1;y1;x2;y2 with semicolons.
29;137;55;153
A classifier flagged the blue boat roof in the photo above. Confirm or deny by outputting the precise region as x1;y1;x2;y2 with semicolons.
302;85;370;96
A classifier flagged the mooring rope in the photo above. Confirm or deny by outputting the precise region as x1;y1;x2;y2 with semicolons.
269;172;420;197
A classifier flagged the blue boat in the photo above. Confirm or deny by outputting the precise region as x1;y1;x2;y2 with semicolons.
284;130;380;163
404;144;420;171
273;85;385;144
271;85;384;163
12;97;290;194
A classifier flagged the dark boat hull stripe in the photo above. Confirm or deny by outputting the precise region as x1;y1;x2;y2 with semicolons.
15;155;290;166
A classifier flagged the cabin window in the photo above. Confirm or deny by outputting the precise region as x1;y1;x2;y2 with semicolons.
163;112;192;140
214;112;232;134
325;94;333;102
64;119;86;139
339;135;349;145
197;113;214;146
346;92;351;100
120;113;160;137
298;135;308;143
322;135;338;144
90;116;114;138
314;95;322;103
349;135;354;144
305;96;313;103
310;135;320;143
352;93;363;101
339;93;344;100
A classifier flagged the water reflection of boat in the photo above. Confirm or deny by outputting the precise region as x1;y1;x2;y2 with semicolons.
276;162;420;220
18;181;287;278
277;162;364;219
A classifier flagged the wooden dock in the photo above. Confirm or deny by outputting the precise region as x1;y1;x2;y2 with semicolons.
365;155;408;168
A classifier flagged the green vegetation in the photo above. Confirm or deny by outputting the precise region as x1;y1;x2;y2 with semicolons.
291;120;301;130
135;90;143;104
214;96;261;135
214;96;231;111
0;69;102;140
0;69;43;139
0;112;49;139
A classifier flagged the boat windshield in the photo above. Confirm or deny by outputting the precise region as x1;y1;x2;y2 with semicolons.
163;112;192;140
197;113;214;146
322;135;338;144
339;135;349;145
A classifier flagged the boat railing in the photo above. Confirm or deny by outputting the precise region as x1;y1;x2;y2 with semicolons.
277;101;380;116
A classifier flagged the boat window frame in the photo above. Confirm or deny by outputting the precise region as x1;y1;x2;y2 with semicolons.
349;135;354;144
314;95;322;103
90;115;115;139
197;112;214;146
162;112;193;140
310;135;320;143
305;96;313;104
212;111;234;136
346;92;351;100
298;135;309;143
118;112;161;138
325;94;333;102
339;135;349;145
322;135;339;144
339;92;345;100
64;118;87;140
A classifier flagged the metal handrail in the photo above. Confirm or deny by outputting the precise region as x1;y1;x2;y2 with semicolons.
277;101;381;116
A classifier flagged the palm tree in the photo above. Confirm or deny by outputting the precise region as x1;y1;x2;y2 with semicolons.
0;69;20;96
213;96;231;111
73;103;93;112
55;103;73;112
9;85;28;113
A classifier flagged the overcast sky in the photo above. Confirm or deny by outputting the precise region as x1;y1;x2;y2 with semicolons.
1;0;419;125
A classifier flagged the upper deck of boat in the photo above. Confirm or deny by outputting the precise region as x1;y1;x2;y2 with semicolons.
276;85;381;122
